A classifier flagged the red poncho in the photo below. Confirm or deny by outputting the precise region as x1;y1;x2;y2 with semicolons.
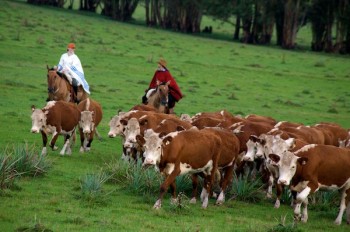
149;69;183;101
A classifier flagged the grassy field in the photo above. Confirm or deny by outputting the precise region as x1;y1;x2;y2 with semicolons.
1;0;350;231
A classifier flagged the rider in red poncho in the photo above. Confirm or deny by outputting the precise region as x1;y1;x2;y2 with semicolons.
142;58;183;114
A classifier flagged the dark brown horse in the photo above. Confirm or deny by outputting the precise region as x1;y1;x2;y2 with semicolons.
147;80;170;114
46;65;88;103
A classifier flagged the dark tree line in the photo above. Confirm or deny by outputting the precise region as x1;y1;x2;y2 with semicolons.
27;0;350;54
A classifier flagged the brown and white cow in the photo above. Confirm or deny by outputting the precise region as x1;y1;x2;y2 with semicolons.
137;128;222;209
77;98;103;152
269;144;350;225
31;101;80;156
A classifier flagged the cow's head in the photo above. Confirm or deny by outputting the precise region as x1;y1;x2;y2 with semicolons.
123;118;141;150
30;105;46;133
141;129;164;166
269;151;308;186
108;112;127;138
79;111;95;134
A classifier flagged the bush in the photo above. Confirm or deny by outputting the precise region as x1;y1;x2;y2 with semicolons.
0;144;51;190
229;174;264;203
79;170;111;202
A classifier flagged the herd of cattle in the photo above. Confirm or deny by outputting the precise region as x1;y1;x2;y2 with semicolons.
30;100;350;225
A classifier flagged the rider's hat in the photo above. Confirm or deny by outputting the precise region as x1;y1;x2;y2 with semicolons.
158;58;167;68
67;43;76;49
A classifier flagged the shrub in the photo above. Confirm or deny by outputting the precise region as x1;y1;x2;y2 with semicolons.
11;144;51;177
267;215;303;232
0;144;51;190
79;170;111;202
0;154;19;190
229;174;264;203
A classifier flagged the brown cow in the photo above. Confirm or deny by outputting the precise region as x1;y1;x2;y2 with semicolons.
31;101;80;156
137;128;222;209
269;144;350;225
77;98;103;152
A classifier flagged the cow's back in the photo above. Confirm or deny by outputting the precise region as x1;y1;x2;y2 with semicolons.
46;101;80;130
296;145;350;186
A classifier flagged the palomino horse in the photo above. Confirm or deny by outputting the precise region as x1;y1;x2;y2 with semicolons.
147;81;170;114
46;65;88;103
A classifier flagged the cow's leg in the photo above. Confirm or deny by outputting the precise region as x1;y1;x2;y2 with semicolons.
294;186;311;222
65;134;73;155
49;131;60;151
274;183;283;208
85;132;94;152
60;136;70;155
301;197;309;223
267;174;274;199
190;174;199;204
41;131;48;156
216;165;234;205
154;168;180;209
79;129;85;153
335;188;348;225
94;127;103;141
169;181;178;204
346;190;350;225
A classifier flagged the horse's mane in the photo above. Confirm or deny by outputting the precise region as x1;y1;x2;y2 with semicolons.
48;67;64;78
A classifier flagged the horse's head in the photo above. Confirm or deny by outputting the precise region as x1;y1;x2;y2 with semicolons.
47;67;60;94
156;81;170;105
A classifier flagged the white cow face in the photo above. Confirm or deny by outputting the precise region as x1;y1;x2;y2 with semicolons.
108;112;127;138
243;139;257;162
31;108;46;133
123;118;141;148
142;129;163;166
270;137;295;157
269;151;299;186
80;111;94;134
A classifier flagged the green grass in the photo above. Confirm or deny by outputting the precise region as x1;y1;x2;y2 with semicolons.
0;0;350;231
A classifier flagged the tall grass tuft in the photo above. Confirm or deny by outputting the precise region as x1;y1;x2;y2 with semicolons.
0;144;51;190
79;170;111;202
0;154;19;190
229;174;264;203
124;161;163;196
267;215;302;232
11;144;51;177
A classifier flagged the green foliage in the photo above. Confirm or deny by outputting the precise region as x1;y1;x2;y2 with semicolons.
267;215;303;232
79;170;111;203
11;144;51;177
229;174;264;203
0;144;51;190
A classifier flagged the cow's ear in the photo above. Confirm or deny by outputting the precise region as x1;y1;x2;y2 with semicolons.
298;157;308;166
176;126;185;131
162;136;172;145
250;135;259;143
120;119;128;126
286;138;295;149
136;135;145;146
159;132;167;138
140;118;148;126
269;154;280;163
31;105;36;112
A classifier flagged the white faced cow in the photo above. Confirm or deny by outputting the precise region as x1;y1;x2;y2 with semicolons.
77;98;103;152
137;128;222;209
31;101;80;156
269;144;350;225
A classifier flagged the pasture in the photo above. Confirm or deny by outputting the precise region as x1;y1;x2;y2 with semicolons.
0;1;350;231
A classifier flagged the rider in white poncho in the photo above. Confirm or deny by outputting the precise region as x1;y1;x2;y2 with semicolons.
56;43;90;95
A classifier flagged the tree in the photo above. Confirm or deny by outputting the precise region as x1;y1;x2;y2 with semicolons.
101;0;139;21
